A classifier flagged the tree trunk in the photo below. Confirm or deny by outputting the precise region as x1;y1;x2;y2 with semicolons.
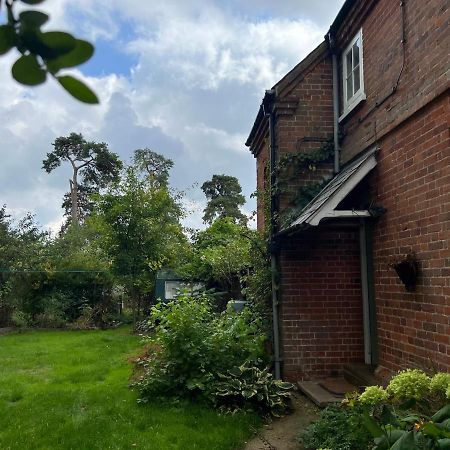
70;168;79;226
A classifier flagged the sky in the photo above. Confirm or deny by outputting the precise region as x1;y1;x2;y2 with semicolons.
0;0;345;233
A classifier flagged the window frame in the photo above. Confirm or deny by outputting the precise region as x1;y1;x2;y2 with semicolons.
340;28;366;121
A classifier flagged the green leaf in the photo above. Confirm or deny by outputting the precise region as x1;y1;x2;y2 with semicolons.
20;0;46;4
12;54;46;85
363;412;384;438
422;422;450;439
438;438;450;449
57;76;99;104
19;10;49;28
46;39;94;72
0;25;16;55
40;31;76;56
433;405;450;423
389;431;416;450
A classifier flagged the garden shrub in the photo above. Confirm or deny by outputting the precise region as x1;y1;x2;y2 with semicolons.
350;370;450;450
358;385;389;407
430;373;450;397
298;404;373;450
133;293;290;414
386;369;431;400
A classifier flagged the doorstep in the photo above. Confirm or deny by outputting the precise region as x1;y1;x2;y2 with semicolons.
297;378;359;408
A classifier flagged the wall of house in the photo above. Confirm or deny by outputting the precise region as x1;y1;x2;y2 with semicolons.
335;0;449;163
275;58;335;214
279;229;365;381
370;93;450;373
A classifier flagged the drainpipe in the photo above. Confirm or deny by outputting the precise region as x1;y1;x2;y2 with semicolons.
328;32;340;174
263;90;281;380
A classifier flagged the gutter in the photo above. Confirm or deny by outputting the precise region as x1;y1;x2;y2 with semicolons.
263;90;282;380
327;31;341;174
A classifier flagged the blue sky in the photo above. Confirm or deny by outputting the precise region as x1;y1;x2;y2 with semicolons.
0;0;345;232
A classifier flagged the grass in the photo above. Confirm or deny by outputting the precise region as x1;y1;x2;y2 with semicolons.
0;327;259;450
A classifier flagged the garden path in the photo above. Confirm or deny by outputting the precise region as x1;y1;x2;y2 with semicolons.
244;393;320;450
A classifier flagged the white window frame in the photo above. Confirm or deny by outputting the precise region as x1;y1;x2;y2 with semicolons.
340;28;366;121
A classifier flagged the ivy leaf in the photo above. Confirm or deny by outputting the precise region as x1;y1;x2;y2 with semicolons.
12;54;47;85
46;39;94;73
0;25;16;55
19;10;49;28
57;75;99;104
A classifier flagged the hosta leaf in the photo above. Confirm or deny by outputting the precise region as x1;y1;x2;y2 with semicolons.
57;75;99;104
389;431;415;450
363;412;383;438
12;54;46;85
433;405;450;423
438;438;450;449
0;25;16;55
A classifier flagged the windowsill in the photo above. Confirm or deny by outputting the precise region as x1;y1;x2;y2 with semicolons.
339;92;366;122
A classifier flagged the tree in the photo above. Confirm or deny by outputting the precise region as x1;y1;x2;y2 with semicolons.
133;148;174;189
42;133;122;226
90;166;187;324
201;174;247;225
0;0;97;103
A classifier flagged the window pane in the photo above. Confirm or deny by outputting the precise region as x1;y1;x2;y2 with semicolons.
354;66;360;93
347;75;353;100
353;39;360;67
346;51;352;77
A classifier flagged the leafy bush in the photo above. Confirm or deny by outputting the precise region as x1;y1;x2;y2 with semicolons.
430;373;450;397
134;293;266;402
386;369;431;400
358;385;389;407
212;361;294;417
347;370;450;449
299;404;373;450
362;403;450;450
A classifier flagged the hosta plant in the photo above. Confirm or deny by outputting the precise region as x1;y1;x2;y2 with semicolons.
212;361;294;417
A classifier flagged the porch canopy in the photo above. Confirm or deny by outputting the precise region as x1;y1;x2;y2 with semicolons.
281;147;378;233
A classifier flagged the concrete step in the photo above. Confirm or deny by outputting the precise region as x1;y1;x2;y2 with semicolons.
297;379;358;408
343;363;379;389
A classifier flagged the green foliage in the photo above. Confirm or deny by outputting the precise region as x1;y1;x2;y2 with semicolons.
134;293;266;403
177;217;254;305
275;139;334;226
43;132;122;226
212;361;294;417
299;404;373;450
387;370;431;401
359;386;389;407
133;148;174;189
201;174;247;225
0;0;97;102
430;374;450;397
90;166;187;322
345;370;450;450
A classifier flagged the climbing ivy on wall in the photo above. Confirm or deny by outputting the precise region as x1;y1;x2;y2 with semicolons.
275;138;334;227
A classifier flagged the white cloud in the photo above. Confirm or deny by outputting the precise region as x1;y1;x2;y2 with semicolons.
0;0;344;232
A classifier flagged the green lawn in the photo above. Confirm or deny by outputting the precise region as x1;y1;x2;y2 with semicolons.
0;327;259;450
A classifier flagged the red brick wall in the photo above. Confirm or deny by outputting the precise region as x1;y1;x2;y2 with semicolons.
370;93;450;373
279;229;365;381
336;0;449;163
275;58;335;212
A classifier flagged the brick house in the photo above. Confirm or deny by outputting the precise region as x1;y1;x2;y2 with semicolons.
246;0;449;383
